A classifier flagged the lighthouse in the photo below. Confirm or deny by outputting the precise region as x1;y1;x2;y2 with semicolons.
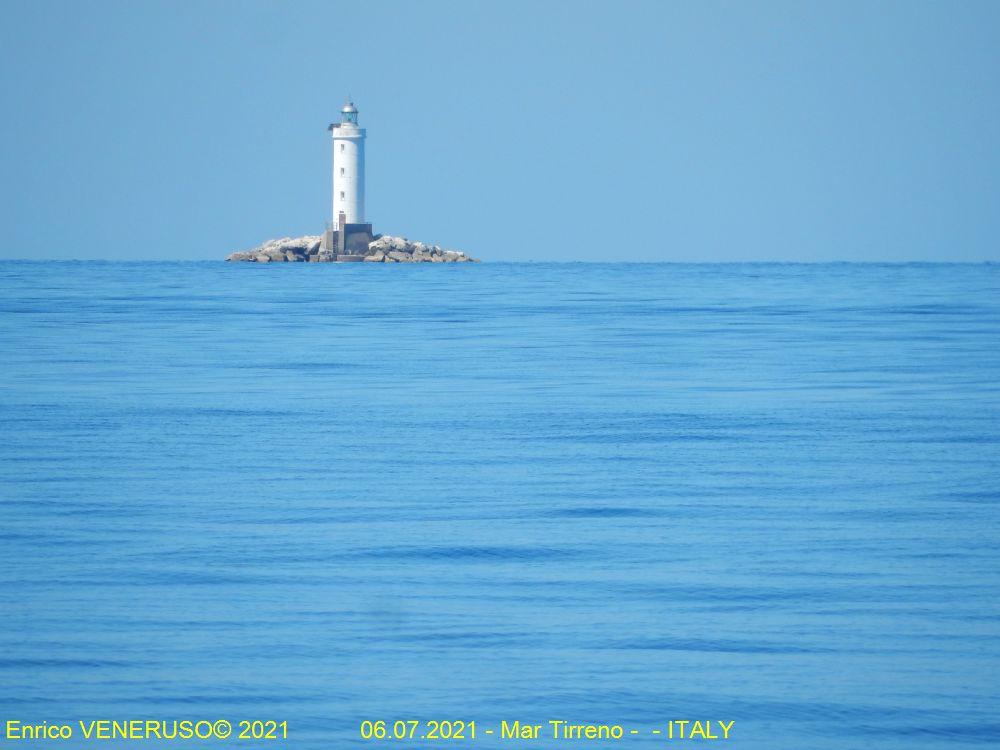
323;98;373;259
331;100;366;225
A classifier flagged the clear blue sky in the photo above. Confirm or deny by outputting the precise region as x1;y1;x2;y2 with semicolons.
1;0;998;261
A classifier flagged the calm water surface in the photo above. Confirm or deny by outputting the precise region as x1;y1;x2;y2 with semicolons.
1;262;999;749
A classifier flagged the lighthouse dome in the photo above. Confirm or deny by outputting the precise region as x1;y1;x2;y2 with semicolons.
340;100;359;125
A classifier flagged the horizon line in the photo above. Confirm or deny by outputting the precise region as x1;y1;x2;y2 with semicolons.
1;258;997;265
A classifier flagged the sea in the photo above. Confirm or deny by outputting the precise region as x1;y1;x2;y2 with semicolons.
1;261;998;749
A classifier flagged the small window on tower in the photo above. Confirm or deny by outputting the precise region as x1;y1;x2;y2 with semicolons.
340;143;345;153
340;191;345;200
340;167;345;176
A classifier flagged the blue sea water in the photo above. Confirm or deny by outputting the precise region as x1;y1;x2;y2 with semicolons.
1;261;999;749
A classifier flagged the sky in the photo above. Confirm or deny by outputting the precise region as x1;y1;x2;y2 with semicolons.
0;0;998;262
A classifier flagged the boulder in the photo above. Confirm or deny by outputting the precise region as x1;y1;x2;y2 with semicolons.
226;235;322;262
365;251;385;262
254;253;271;263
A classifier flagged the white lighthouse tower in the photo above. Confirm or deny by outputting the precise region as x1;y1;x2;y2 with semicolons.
330;99;366;227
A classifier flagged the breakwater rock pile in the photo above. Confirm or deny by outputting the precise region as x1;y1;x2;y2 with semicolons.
226;236;321;263
226;235;478;263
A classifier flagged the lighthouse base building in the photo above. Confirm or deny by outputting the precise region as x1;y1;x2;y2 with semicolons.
320;222;373;260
